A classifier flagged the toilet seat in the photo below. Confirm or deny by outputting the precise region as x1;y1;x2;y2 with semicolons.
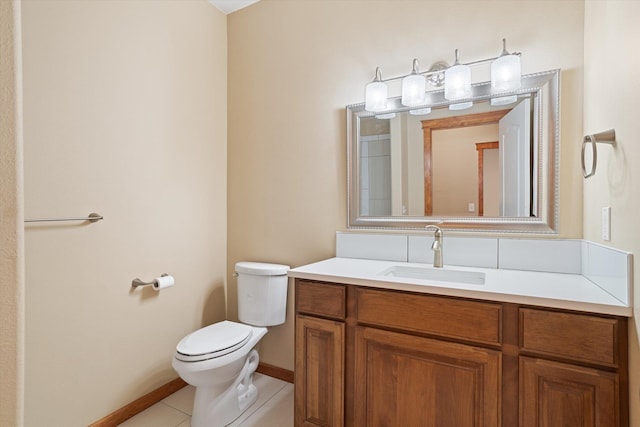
175;321;253;362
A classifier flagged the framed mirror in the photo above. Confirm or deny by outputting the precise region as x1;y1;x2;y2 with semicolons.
347;69;559;233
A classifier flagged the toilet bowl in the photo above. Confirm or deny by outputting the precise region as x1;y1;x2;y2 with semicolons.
172;262;289;427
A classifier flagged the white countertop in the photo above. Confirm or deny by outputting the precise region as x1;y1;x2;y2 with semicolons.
288;257;632;317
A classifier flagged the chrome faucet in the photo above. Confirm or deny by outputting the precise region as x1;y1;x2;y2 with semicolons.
425;225;443;268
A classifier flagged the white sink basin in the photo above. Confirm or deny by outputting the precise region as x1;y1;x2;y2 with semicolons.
379;265;486;285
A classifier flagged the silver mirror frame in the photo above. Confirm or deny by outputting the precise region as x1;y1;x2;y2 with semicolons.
347;69;560;234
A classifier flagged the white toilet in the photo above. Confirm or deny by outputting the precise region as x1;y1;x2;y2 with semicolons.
172;262;289;427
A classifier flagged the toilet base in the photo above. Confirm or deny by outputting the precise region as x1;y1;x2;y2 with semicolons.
191;349;260;427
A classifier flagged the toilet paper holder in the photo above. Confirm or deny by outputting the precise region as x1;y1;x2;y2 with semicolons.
131;274;169;288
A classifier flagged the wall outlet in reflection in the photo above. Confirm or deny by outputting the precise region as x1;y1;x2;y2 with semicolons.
468;203;475;213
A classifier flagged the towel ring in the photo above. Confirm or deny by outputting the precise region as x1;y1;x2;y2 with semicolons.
582;129;616;178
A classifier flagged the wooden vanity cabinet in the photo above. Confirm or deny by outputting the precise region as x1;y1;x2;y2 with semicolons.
294;279;628;427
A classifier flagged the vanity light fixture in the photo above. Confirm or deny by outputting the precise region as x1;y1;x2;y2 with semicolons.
365;67;388;112
401;59;427;107
444;49;473;110
490;38;522;106
362;39;522;113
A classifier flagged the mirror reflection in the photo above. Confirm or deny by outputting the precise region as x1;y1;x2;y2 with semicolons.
358;95;535;218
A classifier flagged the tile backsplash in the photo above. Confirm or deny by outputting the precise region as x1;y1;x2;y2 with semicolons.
498;239;582;274
335;233;407;261
581;241;632;306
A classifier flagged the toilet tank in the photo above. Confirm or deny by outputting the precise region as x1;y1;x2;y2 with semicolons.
235;262;289;327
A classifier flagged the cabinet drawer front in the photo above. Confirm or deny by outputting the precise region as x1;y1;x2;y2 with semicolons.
356;288;502;345
296;280;346;320
520;308;619;366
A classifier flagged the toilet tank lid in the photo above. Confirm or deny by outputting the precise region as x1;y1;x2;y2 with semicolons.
235;262;290;276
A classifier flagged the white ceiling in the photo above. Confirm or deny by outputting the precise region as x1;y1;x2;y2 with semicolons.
208;0;261;14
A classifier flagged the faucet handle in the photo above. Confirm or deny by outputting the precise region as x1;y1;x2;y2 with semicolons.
424;224;443;236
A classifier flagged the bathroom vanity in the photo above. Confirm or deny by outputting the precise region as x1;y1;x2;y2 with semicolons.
290;257;630;427
305;53;632;427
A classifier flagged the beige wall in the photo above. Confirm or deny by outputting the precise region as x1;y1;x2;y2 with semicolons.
583;1;640;423
21;1;227;425
0;1;24;426
227;0;585;371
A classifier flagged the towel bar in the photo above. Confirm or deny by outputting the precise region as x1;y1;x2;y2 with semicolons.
24;212;103;223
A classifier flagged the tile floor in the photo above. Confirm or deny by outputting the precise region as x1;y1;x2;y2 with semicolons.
118;373;293;427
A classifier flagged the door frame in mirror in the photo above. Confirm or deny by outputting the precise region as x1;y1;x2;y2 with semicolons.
476;141;500;217
346;69;560;234
422;109;510;216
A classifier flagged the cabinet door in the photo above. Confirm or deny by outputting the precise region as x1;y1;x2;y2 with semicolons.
295;314;344;427
520;357;619;427
355;326;501;427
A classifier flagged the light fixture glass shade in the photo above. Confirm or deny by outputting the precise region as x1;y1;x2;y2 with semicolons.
491;39;521;94
491;54;521;93
444;50;472;101
409;107;431;116
375;112;396;119
401;59;426;107
365;67;388;112
449;102;473;111
490;95;518;106
365;80;388;112
444;64;472;100
401;73;426;107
